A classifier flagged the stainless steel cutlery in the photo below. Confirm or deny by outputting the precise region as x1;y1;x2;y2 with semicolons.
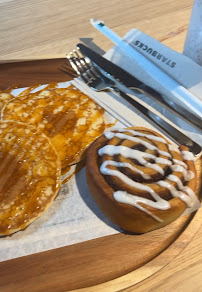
67;46;202;156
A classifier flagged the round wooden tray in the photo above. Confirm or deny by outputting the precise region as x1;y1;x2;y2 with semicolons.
78;207;202;292
0;59;201;292
0;150;201;292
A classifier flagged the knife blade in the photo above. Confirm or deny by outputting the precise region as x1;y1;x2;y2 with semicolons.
77;43;202;130
75;44;202;156
117;89;201;156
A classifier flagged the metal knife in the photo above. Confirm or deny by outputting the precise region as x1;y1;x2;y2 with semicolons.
77;43;202;131
76;44;201;156
114;89;201;156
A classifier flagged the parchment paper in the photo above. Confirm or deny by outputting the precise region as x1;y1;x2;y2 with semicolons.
0;57;201;262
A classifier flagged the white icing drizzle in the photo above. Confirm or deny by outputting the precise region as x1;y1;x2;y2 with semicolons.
170;164;194;181
98;145;171;175
173;159;188;169
157;175;193;207
105;129;167;143
100;160;151;180
114;191;163;222
167;175;197;208
181;150;195;161
104;131;171;157
183;186;198;204
99;129;198;222
167;174;184;189
100;162;169;206
168;144;180;153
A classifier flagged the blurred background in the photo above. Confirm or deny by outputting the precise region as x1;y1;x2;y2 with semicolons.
0;0;193;62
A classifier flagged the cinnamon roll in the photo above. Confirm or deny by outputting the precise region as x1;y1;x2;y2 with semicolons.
86;127;200;233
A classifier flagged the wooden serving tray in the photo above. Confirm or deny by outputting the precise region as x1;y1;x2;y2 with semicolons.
0;59;201;292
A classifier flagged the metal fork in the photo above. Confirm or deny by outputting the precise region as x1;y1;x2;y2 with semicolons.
67;49;118;93
66;47;202;132
66;48;201;155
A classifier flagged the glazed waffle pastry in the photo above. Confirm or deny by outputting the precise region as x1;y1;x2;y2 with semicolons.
0;92;14;114
0;120;61;236
1;84;106;169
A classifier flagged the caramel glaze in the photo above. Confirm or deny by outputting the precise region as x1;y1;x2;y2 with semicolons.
0;91;14;115
1;83;106;169
0;121;61;236
62;159;86;185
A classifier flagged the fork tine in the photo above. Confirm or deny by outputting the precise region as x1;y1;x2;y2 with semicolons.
66;52;81;75
67;49;100;84
72;48;98;81
67;51;90;83
76;48;100;79
73;49;95;79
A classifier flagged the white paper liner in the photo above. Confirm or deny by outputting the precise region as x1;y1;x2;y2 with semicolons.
101;28;202;117
0;77;201;263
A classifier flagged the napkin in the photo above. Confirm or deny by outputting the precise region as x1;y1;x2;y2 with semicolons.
104;29;202;118
121;29;202;99
73;74;202;147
